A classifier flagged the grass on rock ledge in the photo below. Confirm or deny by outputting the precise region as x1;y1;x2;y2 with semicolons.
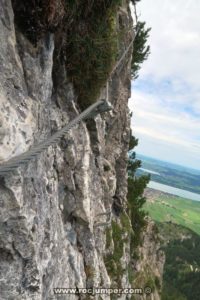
12;0;126;109
64;0;123;109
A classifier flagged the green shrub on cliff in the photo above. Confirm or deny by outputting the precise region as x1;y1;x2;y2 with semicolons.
12;0;125;109
12;0;149;108
63;0;121;108
131;21;151;79
128;135;150;250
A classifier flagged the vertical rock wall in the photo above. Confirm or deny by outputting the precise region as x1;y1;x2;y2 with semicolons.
0;1;134;299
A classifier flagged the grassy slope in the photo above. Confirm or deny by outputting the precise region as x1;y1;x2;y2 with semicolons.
158;223;200;300
143;190;200;300
144;193;200;235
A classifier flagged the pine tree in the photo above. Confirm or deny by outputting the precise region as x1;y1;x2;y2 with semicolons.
131;21;151;79
127;134;150;248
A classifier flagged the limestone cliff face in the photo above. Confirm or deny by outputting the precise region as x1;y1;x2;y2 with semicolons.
132;220;165;300
0;1;164;300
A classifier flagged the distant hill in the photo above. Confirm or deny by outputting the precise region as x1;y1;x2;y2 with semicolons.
136;154;200;194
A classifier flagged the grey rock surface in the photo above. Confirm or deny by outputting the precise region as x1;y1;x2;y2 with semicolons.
0;1;132;299
132;219;165;300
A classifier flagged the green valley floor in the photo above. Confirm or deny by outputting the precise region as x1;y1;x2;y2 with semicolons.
143;188;200;300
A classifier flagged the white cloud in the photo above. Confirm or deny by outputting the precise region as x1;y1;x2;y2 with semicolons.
133;133;200;170
129;0;200;169
129;90;200;153
130;90;200;132
134;0;200;87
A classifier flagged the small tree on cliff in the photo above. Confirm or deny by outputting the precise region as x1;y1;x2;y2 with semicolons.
127;133;150;249
131;21;151;79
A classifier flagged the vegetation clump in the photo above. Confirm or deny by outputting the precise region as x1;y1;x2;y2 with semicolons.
104;133;151;285
104;220;129;285
11;0;65;44
111;220;124;261
12;1;150;108
131;21;151;79
62;0;123;109
120;212;132;234
105;227;112;249
128;135;150;250
12;0;126;109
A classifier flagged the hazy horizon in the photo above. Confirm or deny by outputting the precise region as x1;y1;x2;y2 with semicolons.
136;152;200;172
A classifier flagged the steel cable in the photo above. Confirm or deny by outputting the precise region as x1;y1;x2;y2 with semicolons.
0;28;138;175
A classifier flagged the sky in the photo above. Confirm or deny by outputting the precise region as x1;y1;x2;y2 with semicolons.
129;0;200;170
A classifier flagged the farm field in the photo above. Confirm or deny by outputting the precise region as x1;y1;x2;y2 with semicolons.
144;188;200;235
143;188;200;300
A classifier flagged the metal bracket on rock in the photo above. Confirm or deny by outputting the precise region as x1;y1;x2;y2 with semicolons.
86;99;112;119
94;210;112;228
0;99;113;175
